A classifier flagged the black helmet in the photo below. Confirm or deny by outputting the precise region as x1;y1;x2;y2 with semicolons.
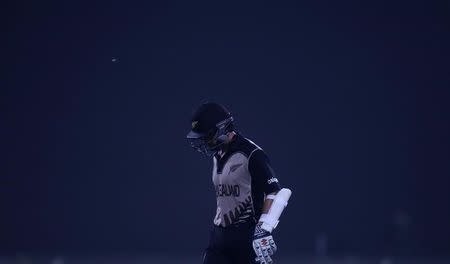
186;102;234;156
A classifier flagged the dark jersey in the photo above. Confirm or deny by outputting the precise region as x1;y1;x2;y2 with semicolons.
212;134;281;227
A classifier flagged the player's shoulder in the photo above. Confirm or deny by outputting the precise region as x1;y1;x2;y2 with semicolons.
231;134;263;158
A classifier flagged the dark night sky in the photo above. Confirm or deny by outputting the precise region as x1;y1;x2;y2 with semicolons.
3;0;450;257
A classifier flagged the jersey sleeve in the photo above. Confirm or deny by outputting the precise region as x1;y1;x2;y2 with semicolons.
248;149;281;195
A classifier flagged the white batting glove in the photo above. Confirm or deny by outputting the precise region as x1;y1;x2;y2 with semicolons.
253;222;277;264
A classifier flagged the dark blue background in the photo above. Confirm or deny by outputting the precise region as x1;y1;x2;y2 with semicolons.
3;0;450;257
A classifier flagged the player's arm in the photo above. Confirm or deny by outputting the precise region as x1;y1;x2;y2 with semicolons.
249;150;292;232
249;149;292;264
258;189;292;233
261;192;276;214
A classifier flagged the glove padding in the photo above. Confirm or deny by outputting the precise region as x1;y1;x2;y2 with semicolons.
252;222;277;264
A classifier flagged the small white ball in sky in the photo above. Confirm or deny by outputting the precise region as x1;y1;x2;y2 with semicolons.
111;57;118;62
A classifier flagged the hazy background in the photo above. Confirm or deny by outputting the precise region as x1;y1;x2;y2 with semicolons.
3;0;450;262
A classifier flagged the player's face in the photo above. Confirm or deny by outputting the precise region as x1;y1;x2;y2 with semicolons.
188;134;216;156
187;127;228;157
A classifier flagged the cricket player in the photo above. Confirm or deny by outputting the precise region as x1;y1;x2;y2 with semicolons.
186;102;292;264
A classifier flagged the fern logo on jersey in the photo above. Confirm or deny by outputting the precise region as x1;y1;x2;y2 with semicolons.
191;121;198;129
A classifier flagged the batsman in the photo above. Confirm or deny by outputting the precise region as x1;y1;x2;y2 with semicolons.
186;102;292;264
